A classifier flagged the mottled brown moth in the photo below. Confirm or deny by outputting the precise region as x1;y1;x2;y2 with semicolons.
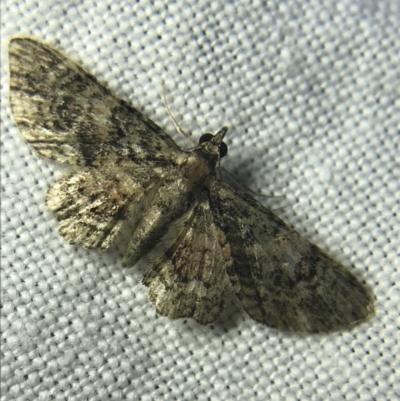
8;37;374;332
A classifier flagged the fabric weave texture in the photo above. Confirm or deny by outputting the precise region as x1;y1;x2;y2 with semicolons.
1;1;399;400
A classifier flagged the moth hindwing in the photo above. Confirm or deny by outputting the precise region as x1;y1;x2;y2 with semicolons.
9;37;374;332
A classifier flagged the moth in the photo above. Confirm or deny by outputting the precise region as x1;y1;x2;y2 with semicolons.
8;37;374;332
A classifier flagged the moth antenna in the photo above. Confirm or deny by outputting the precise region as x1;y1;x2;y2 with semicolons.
162;82;195;144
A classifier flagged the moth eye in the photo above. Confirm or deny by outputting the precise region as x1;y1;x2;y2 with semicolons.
199;133;228;158
199;133;214;144
219;142;228;158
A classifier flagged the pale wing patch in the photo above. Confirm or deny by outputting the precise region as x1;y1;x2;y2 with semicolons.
45;167;157;249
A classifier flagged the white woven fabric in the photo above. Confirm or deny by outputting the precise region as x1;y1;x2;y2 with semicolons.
1;1;399;400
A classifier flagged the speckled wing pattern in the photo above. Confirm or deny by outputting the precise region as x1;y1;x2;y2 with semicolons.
143;194;232;324
9;37;374;332
8;37;181;168
9;37;178;250
44;167;158;249
209;183;373;332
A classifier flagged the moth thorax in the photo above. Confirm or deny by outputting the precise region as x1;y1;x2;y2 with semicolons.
183;153;214;187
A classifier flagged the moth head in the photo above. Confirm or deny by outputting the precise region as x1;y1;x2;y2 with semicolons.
197;126;228;160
